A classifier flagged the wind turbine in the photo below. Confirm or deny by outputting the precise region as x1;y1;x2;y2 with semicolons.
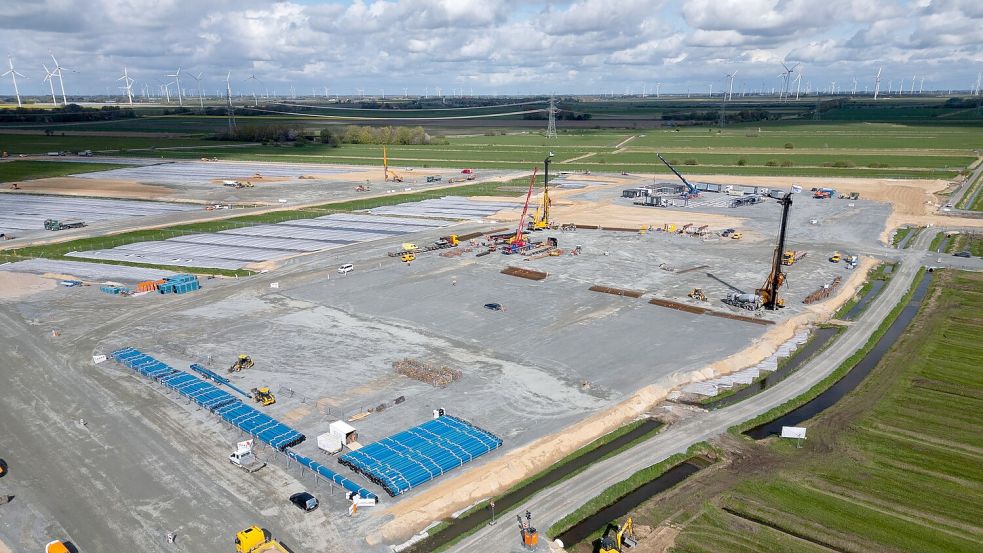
873;67;882;99
118;66;134;105
162;81;173;103
168;67;183;106
911;75;916;96
246;73;259;106
188;72;204;108
794;73;802;100
41;64;57;104
779;62;798;101
2;56;26;107
852;78;858;96
49;53;69;105
726;70;738;100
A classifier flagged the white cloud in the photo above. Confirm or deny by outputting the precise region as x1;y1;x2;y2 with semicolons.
0;0;980;96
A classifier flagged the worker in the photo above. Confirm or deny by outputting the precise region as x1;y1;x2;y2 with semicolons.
166;532;176;544
78;418;86;427
452;278;457;286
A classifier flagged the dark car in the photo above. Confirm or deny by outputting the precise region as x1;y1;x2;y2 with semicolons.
289;492;318;512
953;251;971;258
484;303;503;311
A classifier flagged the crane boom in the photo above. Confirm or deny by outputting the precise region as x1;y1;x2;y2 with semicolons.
513;168;539;246
756;192;793;310
657;153;699;198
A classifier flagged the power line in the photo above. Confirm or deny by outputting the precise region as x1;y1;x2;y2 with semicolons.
267;100;547;112
238;106;547;121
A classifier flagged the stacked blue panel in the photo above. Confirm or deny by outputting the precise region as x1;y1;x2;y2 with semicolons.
110;348;305;451
338;415;502;496
284;450;377;501
158;274;200;294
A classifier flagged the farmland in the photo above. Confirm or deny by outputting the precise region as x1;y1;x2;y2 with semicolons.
0;160;129;181
646;270;983;553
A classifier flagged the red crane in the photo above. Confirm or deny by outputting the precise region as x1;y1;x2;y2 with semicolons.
512;167;539;248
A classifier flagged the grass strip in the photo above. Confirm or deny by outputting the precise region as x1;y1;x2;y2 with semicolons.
0;160;129;182
929;231;946;252
546;442;716;540
730;267;926;435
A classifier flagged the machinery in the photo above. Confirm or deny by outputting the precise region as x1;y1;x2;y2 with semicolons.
782;250;804;265
754;192;793;310
235;526;288;553
387;235;458;258
43;218;86;231
688;288;708;302
383;146;403;182
657;153;700;200
599;516;638;553
509;168;540;251
528;152;555;231
517;510;538;549
830;252;841;263
401;252;416;263
731;232;743;240
229;355;254;373
250;387;276;406
229;440;266;472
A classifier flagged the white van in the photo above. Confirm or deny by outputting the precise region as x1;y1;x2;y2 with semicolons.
337;264;354;274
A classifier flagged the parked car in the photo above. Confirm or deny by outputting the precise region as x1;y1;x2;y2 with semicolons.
289;492;319;512
953;251;971;258
337;263;354;274
484;303;503;311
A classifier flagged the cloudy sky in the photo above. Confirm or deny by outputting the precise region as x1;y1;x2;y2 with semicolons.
2;0;981;98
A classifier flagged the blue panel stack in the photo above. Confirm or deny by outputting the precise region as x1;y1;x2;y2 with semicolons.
100;284;131;295
339;415;503;496
285;450;377;501
110;347;304;450
158;274;200;294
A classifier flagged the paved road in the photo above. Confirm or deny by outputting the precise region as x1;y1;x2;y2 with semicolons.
943;155;983;215
447;229;935;553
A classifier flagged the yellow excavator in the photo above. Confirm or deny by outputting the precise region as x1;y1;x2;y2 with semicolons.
229;355;254;373
235;526;288;552
599;516;638;553
250;387;276;406
383;146;403;183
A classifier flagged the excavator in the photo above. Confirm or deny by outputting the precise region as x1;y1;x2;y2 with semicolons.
229;355;254;373
383;146;403;183
599;515;638;553
250;387;276;406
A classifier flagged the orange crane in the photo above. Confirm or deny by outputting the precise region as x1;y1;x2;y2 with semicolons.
383;146;403;182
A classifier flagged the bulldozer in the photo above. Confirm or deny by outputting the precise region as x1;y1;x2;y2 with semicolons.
599;516;638;553
688;288;708;302
229;355;254;373
251;387;276;406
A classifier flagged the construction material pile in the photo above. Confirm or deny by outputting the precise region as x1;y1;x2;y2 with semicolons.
803;276;843;304
394;358;462;388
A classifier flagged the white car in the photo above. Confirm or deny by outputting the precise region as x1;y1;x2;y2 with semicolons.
337;264;354;274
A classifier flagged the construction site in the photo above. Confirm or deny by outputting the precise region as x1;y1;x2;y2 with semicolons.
5;136;978;553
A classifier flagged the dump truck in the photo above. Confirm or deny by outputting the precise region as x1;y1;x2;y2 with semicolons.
235;526;288;553
44;219;86;231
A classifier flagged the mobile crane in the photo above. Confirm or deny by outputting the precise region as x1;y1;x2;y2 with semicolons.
507;168;539;252
528;152;554;231
657;153;700;200
723;192;792;311
383;146;403;183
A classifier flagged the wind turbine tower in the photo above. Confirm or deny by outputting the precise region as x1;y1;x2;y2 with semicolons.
794;73;802;100
49;53;69;105
726;70;738;100
168;67;183;106
852;78;857;96
2;57;26;107
189;72;204;108
225;72;237;135
118;66;134;105
873;67;882;99
41;64;57;104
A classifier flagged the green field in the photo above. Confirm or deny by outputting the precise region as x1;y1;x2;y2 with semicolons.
945;233;983;256
669;270;983;553
0;160;129;182
0;133;223;153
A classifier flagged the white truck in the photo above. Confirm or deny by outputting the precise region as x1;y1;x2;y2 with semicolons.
229;440;266;472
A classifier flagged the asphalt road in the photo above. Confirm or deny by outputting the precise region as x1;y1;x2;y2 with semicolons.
447;228;934;553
